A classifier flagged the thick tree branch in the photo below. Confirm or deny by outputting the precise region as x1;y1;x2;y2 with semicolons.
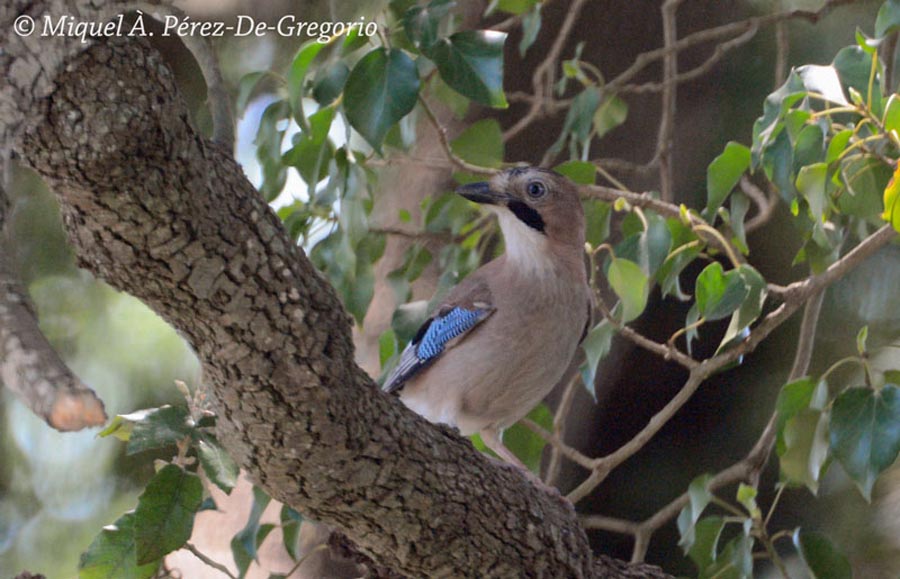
0;176;106;430
0;3;675;576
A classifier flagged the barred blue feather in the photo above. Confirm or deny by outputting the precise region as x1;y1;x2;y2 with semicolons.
382;306;492;394
417;308;483;360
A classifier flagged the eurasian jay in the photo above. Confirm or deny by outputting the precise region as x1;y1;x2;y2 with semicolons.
382;166;591;471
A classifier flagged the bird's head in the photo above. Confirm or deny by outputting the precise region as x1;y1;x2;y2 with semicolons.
457;167;585;268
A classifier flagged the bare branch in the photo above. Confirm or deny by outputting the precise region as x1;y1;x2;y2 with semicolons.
655;0;683;202
741;176;778;233
0;182;106;431
504;0;589;142
419;95;496;176
545;373;582;487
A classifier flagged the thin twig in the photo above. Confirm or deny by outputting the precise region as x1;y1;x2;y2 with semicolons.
185;542;237;579
741;176;778;233
504;0;589;142
418;96;495;176
774;20;789;88
619;22;759;95
565;225;896;507
656;0;683;202
545;374;583;487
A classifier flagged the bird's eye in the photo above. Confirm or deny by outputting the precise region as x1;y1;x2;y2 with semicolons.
526;181;547;198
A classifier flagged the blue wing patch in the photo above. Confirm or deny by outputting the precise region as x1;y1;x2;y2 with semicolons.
416;308;484;360
382;306;492;394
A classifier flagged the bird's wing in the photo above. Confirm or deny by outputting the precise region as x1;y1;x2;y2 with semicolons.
381;271;496;394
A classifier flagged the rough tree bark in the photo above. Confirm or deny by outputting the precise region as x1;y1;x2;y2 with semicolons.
0;1;672;577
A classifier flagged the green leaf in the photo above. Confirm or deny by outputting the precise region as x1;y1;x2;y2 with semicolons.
884;165;900;233
550;87;601;155
780;408;830;493
312;61;350;106
196;432;239;495
134;465;203;564
677;474;713;552
287;42;327;124
776;378;828;454
856;325;869;356
706;142;751;217
504;403;553;473
607;258;648;323
883;93;900;134
344;48;420;153
280;505;304;561
379;328;398;368
429;30;508;108
125;405;193;455
232;486;273;578
283;105;335;186
491;0;539;15
593;95;628;140
450;118;504;167
736;484;760;518
519;4;541;56
792;124;825;175
579;320;615;400
796;162;829;225
718;264;766;353
403;0;455;53
794;529;852;579
833;46;882;113
695;262;749;322
235;71;269;116
554;160;597;185
79;512;160;579
826;129;853;165
686;516;725;572
639;213;672;280
840;156;892;220
876;0;900;37
829;385;900;500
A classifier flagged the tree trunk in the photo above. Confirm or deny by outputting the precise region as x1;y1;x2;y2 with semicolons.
1;2;671;577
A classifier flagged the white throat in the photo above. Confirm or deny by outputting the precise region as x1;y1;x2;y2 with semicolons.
494;209;555;275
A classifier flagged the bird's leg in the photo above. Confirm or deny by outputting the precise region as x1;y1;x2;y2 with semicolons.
479;427;570;505
480;426;530;471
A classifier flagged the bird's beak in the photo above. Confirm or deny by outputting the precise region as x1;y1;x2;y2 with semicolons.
456;181;507;205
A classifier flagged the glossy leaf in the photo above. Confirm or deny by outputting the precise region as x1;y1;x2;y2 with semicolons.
504;403;553;473
519;5;542;56
718;264;766;352
780;408;830;493
794;529;852;579
593;95;628;140
706;142;751;217
833;46;882;113
429;30;508;108
403;0;455;52
883;164;900;233
687;516;725;572
79;512;160;579
287;42;326;124
876;0;900;38
232;486;273;577
280;505;304;561
450;118;504;167
883;94;900;135
550;87;601;155
554;160;597;185
196;432;239;495
344;48;420;152
829;385;900;500
677;474;713;552
840;156;891;220
796;162;829;225
134;465;203;564
124;405;193;455
776;378;828;454
312;61;350;106
695;262;749;322
607;258;649;322
579;320;615;400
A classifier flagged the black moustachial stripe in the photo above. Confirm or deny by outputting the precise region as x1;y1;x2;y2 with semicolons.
507;200;545;233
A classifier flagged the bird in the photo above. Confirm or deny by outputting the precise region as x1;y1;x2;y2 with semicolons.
382;166;591;471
